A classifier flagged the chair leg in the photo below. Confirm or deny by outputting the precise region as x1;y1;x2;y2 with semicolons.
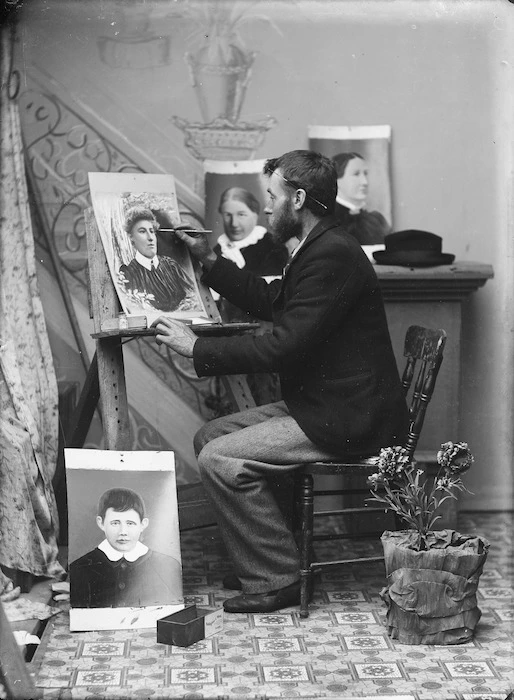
299;473;314;618
292;475;301;543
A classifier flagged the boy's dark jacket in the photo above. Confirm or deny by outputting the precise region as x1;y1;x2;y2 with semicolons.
70;548;182;608
194;216;409;456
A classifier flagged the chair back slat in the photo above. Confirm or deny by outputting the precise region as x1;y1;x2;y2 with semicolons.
409;357;427;419
401;356;415;396
401;325;447;460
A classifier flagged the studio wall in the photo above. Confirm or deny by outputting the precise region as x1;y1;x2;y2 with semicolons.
16;0;513;510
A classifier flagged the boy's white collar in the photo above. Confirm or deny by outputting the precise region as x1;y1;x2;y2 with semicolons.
98;539;149;562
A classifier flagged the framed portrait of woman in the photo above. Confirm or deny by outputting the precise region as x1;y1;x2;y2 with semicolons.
203;159;290;280
88;172;209;325
308;125;393;248
203;160;268;243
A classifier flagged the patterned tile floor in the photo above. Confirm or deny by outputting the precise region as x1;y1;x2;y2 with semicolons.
30;512;514;700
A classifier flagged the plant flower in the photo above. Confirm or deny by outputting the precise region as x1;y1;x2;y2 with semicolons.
437;440;474;475
367;441;474;551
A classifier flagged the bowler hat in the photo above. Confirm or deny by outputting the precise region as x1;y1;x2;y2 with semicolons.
373;230;455;267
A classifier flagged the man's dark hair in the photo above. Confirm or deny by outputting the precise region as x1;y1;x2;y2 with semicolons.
97;488;146;521
263;150;337;217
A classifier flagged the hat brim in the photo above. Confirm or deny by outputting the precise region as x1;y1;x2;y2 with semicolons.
373;251;455;267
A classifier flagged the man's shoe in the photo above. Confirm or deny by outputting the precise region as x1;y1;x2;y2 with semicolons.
223;580;301;613
222;573;243;590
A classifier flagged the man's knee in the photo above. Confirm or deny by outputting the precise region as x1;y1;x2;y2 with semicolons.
196;442;211;477
197;440;221;481
197;437;242;488
193;423;211;457
194;418;224;456
193;415;232;457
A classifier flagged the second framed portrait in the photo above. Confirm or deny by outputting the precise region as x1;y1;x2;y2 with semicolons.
203;159;290;280
308;125;393;246
66;449;183;631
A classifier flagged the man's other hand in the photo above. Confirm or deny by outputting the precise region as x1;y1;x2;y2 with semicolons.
173;225;217;270
151;316;198;358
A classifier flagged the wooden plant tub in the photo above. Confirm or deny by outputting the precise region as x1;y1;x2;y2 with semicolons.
380;529;489;645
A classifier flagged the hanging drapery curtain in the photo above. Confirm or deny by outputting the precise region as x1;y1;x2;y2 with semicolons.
0;16;64;593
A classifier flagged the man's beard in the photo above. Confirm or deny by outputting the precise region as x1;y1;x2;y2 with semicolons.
269;198;302;245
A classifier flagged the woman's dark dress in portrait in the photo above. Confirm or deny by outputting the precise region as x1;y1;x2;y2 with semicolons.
334;202;391;245
119;256;196;312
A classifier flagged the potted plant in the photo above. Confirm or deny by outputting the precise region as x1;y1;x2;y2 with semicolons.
367;442;489;645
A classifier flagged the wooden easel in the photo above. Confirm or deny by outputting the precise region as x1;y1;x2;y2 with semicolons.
73;209;257;528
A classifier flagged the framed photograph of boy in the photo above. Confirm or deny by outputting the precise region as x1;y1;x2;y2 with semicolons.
308;125;393;246
65;449;184;631
88;172;208;325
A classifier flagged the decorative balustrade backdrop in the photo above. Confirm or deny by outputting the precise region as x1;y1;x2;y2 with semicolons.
19;76;228;476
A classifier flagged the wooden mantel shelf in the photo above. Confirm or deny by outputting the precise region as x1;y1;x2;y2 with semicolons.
375;261;494;301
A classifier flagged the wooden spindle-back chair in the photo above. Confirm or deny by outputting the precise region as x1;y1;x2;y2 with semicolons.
293;325;447;617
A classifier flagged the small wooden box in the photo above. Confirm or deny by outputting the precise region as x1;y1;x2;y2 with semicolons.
157;605;224;647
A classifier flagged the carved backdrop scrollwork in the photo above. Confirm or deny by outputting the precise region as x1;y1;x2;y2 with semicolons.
19;77;222;465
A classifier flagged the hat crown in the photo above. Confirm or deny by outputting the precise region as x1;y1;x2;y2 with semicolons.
385;230;442;253
373;229;455;267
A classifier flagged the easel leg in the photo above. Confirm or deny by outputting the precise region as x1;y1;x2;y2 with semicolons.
220;374;257;412
96;337;131;450
65;341;131;451
66;352;100;449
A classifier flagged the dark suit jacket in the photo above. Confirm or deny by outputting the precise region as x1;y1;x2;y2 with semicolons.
193;216;409;456
334;202;391;245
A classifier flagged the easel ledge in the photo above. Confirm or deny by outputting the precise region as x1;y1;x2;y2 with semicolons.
91;322;259;340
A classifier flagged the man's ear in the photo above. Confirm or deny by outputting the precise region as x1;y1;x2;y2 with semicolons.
293;189;307;211
141;517;149;531
96;515;105;532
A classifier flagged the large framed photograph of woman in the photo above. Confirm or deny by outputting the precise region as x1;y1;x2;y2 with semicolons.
308;125;393;246
203;159;290;279
88;172;209;325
